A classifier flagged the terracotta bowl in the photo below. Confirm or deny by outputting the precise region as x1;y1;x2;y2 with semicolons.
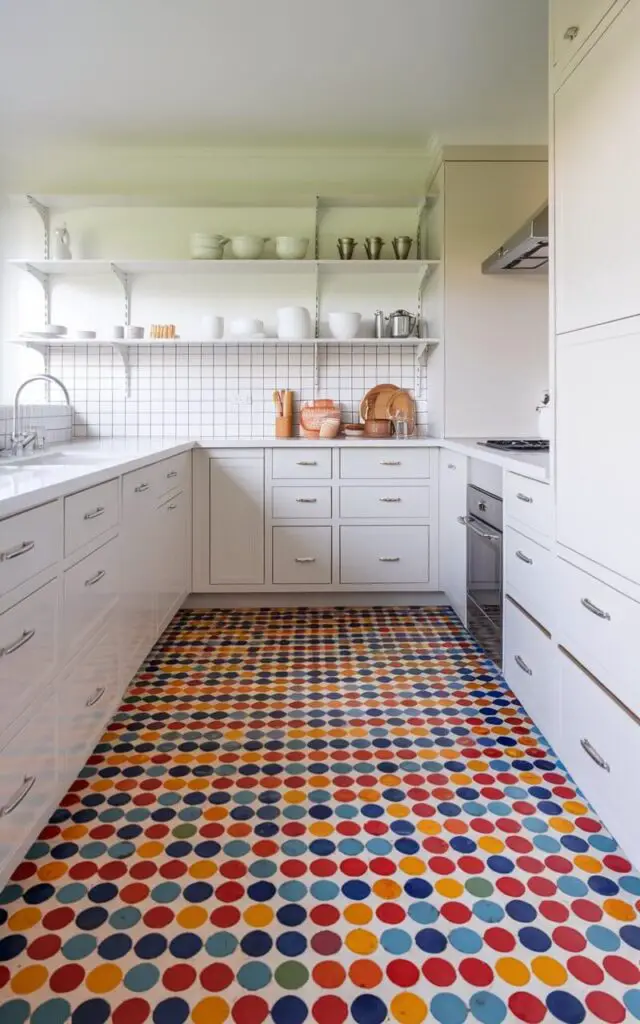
364;418;392;437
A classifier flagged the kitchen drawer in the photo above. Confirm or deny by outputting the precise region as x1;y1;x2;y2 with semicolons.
556;555;640;718
0;502;62;600
272;527;332;585
157;451;191;500
64;478;119;556
340;484;430;519
505;526;553;631
0;578;57;735
504;473;552;544
504;598;558;746
64;535;120;658
272;449;332;480
123;462;164;512
558;647;640;867
0;689;58;876
340;447;431;480
58;627;118;777
340;525;430;584
272;486;332;519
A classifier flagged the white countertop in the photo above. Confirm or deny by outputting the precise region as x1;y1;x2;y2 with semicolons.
0;434;549;519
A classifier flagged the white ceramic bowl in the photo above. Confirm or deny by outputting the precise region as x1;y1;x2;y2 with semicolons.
276;306;311;340
125;325;145;339
42;324;67;336
231;236;269;260
75;330;96;339
230;317;264;338
190;233;229;260
275;236;309;260
328;311;362;340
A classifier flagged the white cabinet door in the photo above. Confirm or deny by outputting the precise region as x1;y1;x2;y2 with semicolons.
439;453;467;623
210;458;264;585
556;321;640;586
504;598;559;750
57;627;119;781
555;0;640;333
120;480;158;686
156;490;190;632
551;0;617;70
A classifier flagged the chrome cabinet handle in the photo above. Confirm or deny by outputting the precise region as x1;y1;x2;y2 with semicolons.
447;463;456;469
296;498;317;503
0;540;35;562
516;550;533;565
514;654;533;676
86;686;106;707
167;504;177;511
581;597;611;621
379;556;400;562
379;497;402;503
516;492;533;504
294;557;316;563
380;460;401;466
0;628;35;658
84;569;106;588
564;24;579;40
296;461;317;466
84;506;105;520
167;470;178;478
135;483;149;493
581;737;610;772
458;515;501;543
0;775;36;817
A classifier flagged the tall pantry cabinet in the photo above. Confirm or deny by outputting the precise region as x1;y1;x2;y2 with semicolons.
552;0;640;866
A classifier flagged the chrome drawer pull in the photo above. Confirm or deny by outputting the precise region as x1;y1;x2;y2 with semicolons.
0;775;36;817
167;504;177;511
296;461;317;466
0;629;35;658
0;540;35;562
379;497;402;503
516;492;533;503
296;498;317;503
564;24;579;41
581;597;611;621
514;654;533;676
83;506;105;521
515;550;533;565
295;557;316;563
86;686;106;707
135;483;149;493
447;463;456;469
167;470;178;478
381;460;401;466
581;737;610;772
379;556;400;562
85;569;106;588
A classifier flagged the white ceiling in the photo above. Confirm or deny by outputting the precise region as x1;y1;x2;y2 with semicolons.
0;0;548;147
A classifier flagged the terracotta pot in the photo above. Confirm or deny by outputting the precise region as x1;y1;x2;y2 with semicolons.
364;418;392;437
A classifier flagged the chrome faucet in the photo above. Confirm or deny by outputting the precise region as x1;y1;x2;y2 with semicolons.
10;374;72;457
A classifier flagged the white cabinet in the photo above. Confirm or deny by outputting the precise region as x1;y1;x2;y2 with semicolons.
64;478;119;556
439;452;467;623
504;598;558;749
340;447;430;480
64;535;119;660
504;527;553;631
272;526;332;585
555;321;640;586
0;579;58;735
555;0;640;333
156;489;191;632
340;525;430;585
551;0;617;70
121;469;158;680
209;455;264;585
0;502;62;599
272;449;332;480
272;486;332;519
504;473;552;546
57;627;119;781
340;485;430;519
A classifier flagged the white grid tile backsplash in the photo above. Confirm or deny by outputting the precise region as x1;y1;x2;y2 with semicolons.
0;403;73;449
48;343;427;439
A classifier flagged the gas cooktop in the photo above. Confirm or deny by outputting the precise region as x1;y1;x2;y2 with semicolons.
478;438;550;452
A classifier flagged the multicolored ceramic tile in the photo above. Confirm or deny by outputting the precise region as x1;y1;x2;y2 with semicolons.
1;607;640;1024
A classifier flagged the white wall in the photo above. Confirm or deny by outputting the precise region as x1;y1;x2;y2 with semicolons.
424;155;548;438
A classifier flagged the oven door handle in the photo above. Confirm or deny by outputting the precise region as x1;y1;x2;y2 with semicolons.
457;515;501;543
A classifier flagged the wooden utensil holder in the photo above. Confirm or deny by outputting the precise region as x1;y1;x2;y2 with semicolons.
275;416;293;438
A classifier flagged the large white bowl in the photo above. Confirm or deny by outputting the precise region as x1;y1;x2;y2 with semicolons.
275;236;309;260
230;317;264;338
231;236;269;260
328;311;362;340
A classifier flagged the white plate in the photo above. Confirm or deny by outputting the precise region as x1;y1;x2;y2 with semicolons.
21;330;66;339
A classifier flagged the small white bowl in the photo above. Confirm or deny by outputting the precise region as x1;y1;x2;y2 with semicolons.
75;330;96;340
42;324;67;336
275;236;309;260
230;317;264;338
231;236;269;260
328;311;362;340
125;325;145;339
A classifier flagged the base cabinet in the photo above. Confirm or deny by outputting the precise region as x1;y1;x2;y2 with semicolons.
209;455;264;586
504;598;559;749
57;625;119;780
156;489;191;632
439;452;467;622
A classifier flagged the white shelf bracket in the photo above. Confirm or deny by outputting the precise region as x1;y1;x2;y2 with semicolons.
113;343;132;398
110;263;131;326
26;195;50;260
25;263;51;326
415;341;429;399
24;340;51;376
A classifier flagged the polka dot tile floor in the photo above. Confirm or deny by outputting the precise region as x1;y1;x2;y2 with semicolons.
1;607;640;1024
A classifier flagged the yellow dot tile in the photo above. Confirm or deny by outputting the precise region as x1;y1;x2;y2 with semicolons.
532;956;568;987
344;903;372;925
399;857;426;876
177;906;208;929
391;993;428;1024
346;928;378;954
7;908;41;932
86;964;123;994
189;861;217;879
604;898;637;921
192;997;229;1024
244;905;274;927
435;878;464;898
496;957;531;986
11;965;48;995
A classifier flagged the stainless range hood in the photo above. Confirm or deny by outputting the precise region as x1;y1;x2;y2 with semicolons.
482;203;549;273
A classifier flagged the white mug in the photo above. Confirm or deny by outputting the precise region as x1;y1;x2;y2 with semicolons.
111;325;125;339
202;315;224;340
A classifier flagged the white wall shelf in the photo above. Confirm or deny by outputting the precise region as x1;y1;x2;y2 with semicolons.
7;257;438;277
10;193;437;211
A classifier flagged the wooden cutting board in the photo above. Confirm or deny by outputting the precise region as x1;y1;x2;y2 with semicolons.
360;384;399;421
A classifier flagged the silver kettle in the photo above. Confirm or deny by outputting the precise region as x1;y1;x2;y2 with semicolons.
387;309;417;338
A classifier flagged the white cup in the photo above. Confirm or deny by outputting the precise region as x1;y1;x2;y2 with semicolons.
125;325;144;339
202;315;224;340
111;325;125;339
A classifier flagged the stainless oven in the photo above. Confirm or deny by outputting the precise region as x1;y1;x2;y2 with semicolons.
459;484;503;666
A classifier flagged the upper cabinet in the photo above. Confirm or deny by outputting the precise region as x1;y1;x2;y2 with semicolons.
551;0;617;71
554;0;640;334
